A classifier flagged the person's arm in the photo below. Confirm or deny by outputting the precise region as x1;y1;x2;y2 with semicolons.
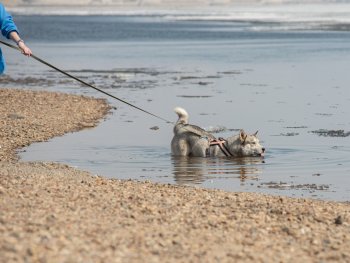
9;31;32;56
0;4;32;56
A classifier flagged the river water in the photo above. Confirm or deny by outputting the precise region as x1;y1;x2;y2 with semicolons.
2;3;350;201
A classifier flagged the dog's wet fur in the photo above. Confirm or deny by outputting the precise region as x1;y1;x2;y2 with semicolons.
171;107;265;158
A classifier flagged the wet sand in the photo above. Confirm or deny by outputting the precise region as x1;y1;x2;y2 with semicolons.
1;88;350;262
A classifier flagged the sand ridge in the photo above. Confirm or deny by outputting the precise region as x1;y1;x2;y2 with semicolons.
0;88;110;162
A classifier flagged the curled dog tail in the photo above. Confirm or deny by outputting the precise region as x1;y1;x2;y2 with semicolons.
174;107;189;124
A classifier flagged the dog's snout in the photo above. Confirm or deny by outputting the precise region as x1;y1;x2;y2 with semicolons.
262;148;266;153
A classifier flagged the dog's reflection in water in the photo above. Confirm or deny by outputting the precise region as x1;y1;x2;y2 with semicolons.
171;156;264;186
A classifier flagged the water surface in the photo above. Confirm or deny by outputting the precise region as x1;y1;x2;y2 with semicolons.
2;6;350;201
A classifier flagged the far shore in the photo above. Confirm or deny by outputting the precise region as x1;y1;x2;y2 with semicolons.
1;87;349;262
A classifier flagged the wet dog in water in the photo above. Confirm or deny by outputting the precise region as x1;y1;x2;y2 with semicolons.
171;107;265;157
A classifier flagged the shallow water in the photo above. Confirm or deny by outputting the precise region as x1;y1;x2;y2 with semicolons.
2;9;350;201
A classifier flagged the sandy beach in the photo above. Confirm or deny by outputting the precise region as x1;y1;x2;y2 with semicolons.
1;88;350;262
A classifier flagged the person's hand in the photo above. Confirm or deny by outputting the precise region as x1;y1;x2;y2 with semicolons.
18;41;32;56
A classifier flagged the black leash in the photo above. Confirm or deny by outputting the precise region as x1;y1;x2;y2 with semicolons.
0;40;173;124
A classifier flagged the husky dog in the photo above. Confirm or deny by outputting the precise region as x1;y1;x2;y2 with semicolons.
171;107;265;158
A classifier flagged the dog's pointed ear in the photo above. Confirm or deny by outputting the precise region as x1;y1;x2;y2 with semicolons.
253;130;259;137
239;130;247;142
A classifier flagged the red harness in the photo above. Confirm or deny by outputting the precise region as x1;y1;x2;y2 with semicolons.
209;138;233;157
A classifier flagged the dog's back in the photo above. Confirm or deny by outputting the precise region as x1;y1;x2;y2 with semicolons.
173;107;213;137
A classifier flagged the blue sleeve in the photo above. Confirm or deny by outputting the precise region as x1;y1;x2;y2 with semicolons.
0;48;5;74
0;3;19;39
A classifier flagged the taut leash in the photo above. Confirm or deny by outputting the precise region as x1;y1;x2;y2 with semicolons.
0;40;173;124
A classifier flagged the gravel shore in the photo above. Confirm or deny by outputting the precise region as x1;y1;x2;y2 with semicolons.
0;88;110;162
1;88;350;263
